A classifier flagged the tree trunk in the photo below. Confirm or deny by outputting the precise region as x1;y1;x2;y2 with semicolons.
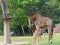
21;25;25;36
4;19;11;43
1;0;11;43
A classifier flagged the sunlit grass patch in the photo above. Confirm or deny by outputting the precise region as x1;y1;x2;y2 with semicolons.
0;34;60;45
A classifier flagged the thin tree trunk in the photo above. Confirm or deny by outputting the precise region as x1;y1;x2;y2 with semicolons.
28;19;31;26
21;25;25;36
1;0;11;43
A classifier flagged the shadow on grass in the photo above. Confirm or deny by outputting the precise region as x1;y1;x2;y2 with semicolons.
20;42;60;45
40;42;60;45
21;44;31;45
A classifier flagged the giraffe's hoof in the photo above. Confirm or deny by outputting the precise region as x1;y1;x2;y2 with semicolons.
50;41;52;44
50;40;53;44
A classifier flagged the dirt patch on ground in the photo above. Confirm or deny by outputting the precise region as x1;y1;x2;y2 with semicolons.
0;41;48;45
0;41;30;45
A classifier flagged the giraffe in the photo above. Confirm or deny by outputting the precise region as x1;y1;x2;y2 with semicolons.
28;14;53;44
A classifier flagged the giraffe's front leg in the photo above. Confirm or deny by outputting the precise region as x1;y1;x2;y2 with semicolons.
33;33;37;45
37;35;41;44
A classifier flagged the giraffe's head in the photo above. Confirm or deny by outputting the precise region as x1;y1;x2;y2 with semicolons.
29;24;36;32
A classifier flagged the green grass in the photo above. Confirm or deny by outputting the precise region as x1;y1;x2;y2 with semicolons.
0;34;60;45
0;36;4;41
0;36;33;42
11;36;32;42
40;34;60;45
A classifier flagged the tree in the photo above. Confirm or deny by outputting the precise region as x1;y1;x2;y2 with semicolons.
1;0;11;43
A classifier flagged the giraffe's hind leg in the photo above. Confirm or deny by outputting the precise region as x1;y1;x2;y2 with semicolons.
48;26;53;43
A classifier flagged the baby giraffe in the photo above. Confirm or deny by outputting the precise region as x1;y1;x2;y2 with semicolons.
33;24;46;45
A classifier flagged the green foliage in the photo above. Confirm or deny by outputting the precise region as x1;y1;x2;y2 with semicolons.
24;0;60;23
0;0;60;35
8;0;29;26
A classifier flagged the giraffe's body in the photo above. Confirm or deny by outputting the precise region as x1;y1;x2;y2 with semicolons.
29;14;53;44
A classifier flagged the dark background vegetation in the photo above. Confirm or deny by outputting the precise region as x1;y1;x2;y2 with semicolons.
0;0;60;36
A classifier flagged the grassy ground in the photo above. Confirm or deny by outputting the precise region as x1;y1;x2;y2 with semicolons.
0;34;60;45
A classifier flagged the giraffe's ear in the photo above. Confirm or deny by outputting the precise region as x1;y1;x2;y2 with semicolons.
53;24;55;28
